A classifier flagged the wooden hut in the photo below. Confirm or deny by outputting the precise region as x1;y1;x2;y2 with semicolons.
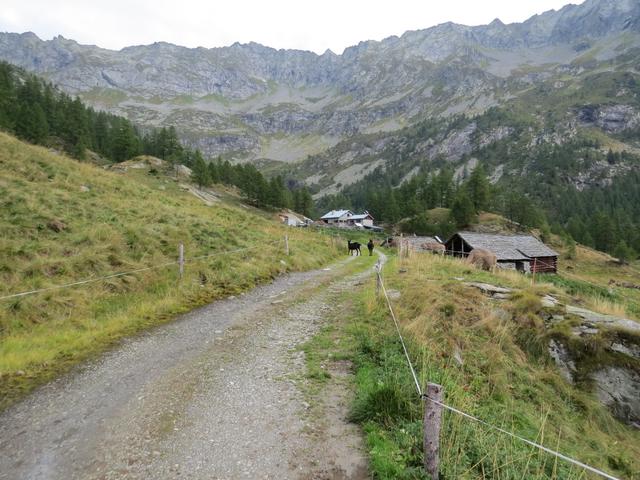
445;232;558;273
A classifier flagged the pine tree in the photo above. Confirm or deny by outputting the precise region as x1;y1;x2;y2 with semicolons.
267;176;286;208
16;103;48;144
208;161;220;184
297;188;314;218
112;123;140;162
564;234;577;260
451;191;475;227
432;168;454;208
613;240;635;264
72;136;87;160
540;223;552;243
382;189;401;223
465;165;491;212
191;153;210;188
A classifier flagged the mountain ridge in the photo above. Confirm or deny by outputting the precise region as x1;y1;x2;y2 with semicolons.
6;0;637;57
0;0;639;191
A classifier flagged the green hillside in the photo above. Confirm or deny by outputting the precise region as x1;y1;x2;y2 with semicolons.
0;132;340;408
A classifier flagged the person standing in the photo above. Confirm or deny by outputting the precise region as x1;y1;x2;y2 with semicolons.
367;239;374;256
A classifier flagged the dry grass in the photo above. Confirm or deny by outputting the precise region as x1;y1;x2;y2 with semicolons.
349;252;640;479
587;297;631;318
0;132;343;407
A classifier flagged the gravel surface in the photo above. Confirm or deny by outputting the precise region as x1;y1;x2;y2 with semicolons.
0;255;380;480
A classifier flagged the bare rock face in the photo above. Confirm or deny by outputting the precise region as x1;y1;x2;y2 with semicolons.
546;304;640;427
565;305;640;334
477;126;514;150
548;339;577;383
579;104;640;133
595;105;640;133
610;340;640;360
592;367;640;429
430;122;477;162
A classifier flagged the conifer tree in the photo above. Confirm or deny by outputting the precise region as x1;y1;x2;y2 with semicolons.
465;165;491;212
208;161;220;184
451;191;475;227
613;240;635;264
564;234;577;259
191;153;210;188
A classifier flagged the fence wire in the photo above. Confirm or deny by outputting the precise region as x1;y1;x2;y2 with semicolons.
0;240;283;301
375;262;623;480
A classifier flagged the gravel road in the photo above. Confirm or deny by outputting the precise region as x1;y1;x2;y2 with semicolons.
0;255;380;480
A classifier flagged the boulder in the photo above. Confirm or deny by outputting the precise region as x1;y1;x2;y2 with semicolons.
566;305;640;333
464;282;512;298
592;367;640;429
175;164;192;178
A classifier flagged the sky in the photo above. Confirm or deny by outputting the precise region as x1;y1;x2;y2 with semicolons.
0;0;586;54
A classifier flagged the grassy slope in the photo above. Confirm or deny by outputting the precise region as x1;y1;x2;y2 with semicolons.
342;250;640;479
0;131;342;408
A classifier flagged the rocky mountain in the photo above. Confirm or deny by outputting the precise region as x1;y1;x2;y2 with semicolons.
0;0;639;196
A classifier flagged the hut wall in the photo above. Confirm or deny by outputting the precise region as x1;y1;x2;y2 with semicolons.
532;256;557;273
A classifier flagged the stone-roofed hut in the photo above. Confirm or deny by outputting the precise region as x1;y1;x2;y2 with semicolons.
445;232;558;273
403;236;444;252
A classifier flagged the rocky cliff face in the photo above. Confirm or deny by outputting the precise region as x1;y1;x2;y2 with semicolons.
0;0;639;189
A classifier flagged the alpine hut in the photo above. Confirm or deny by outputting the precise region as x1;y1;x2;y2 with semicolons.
445;232;558;273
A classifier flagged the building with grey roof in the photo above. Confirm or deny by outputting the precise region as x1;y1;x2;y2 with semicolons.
445;232;558;273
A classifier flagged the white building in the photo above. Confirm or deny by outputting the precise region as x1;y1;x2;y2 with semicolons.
320;210;375;229
320;209;354;226
278;210;312;227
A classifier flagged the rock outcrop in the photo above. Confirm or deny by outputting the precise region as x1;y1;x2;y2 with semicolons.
466;279;640;428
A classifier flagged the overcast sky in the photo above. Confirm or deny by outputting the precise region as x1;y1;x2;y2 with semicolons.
1;0;585;54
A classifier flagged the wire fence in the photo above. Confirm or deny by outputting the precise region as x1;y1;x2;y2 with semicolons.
0;240;283;302
374;262;623;480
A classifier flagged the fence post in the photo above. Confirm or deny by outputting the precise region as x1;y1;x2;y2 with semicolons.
178;243;184;279
424;383;444;480
285;234;290;256
375;258;382;297
531;258;537;285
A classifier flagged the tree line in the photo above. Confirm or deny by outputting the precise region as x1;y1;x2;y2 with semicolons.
191;155;314;216
318;163;545;239
0;61;314;217
0;61;196;164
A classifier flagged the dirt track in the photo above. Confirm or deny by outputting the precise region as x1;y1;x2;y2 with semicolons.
0;255;379;479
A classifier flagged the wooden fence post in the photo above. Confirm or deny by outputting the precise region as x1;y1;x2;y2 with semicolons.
178;243;184;279
424;383;444;480
531;258;537;286
285;234;290;256
375;259;382;297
